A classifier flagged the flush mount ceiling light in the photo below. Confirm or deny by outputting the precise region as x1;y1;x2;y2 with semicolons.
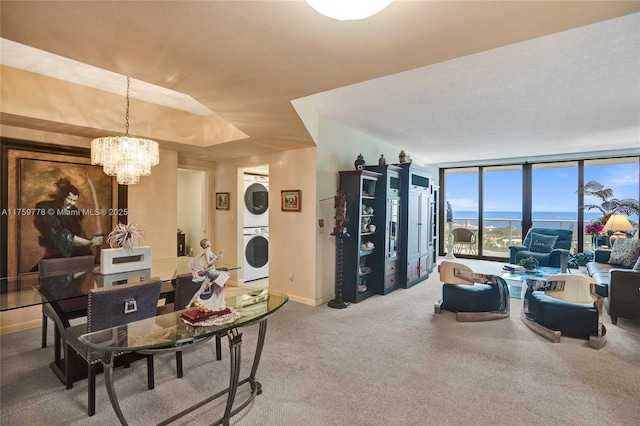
91;77;159;185
305;0;394;21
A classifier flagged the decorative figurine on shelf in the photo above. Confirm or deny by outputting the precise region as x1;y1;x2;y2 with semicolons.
354;153;366;170
378;154;386;165
398;150;407;163
332;190;349;236
185;239;230;313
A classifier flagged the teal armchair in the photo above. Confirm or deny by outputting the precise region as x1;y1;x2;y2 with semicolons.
509;228;572;268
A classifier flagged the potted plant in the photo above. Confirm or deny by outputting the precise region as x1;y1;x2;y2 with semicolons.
101;222;152;274
585;222;606;250
517;256;539;271
568;252;593;273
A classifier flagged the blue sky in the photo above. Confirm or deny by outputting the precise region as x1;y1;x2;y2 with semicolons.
446;160;639;213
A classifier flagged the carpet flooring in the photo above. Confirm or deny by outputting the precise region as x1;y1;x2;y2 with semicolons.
1;258;639;425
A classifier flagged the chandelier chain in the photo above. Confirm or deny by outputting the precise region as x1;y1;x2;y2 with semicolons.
125;76;130;136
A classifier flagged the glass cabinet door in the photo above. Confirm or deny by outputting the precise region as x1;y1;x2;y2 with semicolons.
387;197;400;259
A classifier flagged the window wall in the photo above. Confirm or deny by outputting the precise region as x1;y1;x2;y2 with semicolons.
583;158;640;248
532;162;578;250
441;156;639;260
482;166;522;257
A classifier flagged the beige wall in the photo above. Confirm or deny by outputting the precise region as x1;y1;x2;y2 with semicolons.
213;147;318;305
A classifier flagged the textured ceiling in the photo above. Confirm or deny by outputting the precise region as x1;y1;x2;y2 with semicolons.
1;1;639;164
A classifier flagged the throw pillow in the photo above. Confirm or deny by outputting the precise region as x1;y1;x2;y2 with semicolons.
633;255;640;271
608;238;640;268
529;232;558;253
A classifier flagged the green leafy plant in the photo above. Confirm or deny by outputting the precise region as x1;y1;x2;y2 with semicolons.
517;256;539;270
568;252;593;268
107;222;146;250
576;180;639;224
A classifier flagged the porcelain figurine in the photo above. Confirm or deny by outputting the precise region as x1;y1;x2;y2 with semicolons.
185;239;229;312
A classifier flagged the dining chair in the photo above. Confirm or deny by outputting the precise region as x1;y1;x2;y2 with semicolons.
62;278;162;416
39;255;95;349
156;272;222;377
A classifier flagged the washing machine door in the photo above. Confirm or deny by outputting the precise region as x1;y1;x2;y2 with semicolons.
245;235;269;269
244;183;269;216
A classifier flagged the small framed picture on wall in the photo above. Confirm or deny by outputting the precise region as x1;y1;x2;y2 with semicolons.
216;192;230;210
281;190;301;212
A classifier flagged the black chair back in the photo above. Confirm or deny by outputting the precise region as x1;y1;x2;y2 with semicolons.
88;278;162;332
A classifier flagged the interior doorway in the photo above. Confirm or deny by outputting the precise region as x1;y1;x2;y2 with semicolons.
177;168;208;258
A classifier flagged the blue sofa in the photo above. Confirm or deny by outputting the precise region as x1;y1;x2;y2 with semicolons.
509;228;572;268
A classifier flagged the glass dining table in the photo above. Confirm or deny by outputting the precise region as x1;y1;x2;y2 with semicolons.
0;256;239;312
1;257;289;425
81;289;288;426
0;257;240;385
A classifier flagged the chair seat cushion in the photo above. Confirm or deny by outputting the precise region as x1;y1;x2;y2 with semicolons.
441;283;500;313
528;291;599;339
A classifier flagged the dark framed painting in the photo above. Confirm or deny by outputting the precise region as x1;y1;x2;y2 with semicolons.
216;192;230;210
281;190;301;212
1;138;126;277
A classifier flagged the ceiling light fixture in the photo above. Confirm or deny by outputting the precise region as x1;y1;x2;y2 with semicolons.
91;77;159;185
305;0;393;21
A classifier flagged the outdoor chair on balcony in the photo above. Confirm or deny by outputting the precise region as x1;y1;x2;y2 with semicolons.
509;228;571;268
452;228;477;255
435;261;509;321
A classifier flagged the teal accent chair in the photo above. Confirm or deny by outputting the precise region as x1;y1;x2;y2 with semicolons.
509;228;572;268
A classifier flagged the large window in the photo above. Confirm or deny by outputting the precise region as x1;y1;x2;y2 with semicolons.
583;158;640;248
483;166;522;258
441;156;639;260
532;162;578;250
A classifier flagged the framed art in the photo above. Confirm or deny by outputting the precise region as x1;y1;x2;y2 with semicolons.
1;138;125;277
216;192;230;210
281;190;302;212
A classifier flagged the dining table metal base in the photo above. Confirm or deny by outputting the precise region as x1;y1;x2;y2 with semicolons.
101;319;269;426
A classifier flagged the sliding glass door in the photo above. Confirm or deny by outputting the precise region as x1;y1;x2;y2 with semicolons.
482;166;522;259
444;166;522;259
532;162;578;251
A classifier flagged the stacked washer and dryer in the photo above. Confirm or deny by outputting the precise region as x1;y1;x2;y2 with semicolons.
243;174;269;282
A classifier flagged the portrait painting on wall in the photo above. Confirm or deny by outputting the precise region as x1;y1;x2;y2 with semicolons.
2;140;120;276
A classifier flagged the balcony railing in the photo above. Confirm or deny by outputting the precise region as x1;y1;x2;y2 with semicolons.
451;217;586;257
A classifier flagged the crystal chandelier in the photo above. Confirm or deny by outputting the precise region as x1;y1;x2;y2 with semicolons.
305;0;394;21
91;77;159;185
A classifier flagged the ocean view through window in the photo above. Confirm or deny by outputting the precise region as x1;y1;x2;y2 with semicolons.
443;156;639;259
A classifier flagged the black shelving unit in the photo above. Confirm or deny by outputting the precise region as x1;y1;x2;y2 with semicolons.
338;170;382;303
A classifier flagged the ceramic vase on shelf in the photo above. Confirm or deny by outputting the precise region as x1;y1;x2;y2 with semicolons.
354;153;366;170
